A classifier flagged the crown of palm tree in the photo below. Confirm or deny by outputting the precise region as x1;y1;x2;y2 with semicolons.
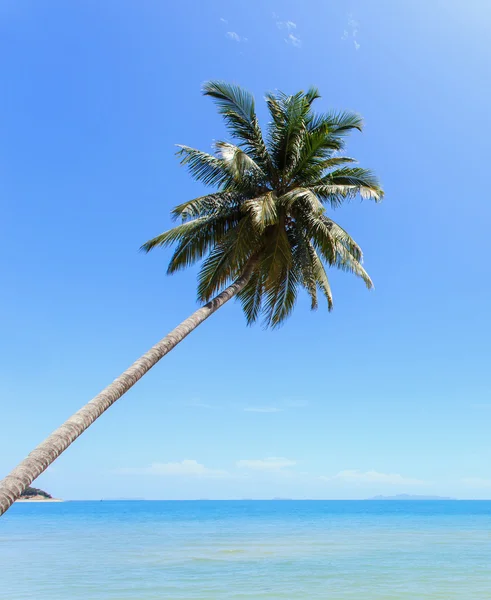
142;81;383;328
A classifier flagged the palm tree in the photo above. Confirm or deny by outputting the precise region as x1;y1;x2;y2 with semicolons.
0;82;383;516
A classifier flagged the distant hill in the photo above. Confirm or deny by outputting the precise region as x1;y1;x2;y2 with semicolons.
20;487;52;499
369;494;454;501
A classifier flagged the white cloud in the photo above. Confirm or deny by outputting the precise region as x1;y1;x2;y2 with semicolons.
348;15;359;37
220;17;228;24
277;20;297;31
462;477;491;488
244;407;283;413
274;14;301;48
226;31;247;43
286;33;301;48
342;13;360;50
237;457;297;471
118;460;229;479
323;470;424;485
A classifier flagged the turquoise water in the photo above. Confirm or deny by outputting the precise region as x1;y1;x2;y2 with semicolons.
2;500;491;599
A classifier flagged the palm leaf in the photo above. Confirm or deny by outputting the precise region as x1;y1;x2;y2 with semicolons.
266;91;310;173
260;225;293;285
215;141;266;181
290;227;318;310
334;242;373;289
176;145;232;187
141;211;240;274
263;264;299;328
289;133;351;185
312;167;384;204
307;110;364;135
243;192;278;233
312;250;334;310
236;270;264;325
278;188;324;216
197;216;257;300
171;192;240;221
292;206;336;265
321;216;363;262
203;81;272;175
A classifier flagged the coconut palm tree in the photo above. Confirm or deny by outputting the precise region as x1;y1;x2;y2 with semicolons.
0;82;383;516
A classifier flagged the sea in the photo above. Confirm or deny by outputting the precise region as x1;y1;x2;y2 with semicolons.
2;500;491;599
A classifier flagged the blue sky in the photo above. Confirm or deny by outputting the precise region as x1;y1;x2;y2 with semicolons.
1;0;491;500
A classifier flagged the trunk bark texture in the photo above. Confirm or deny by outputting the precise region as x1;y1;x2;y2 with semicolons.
0;265;254;517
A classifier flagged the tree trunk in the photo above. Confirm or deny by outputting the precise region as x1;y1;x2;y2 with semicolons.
0;264;255;517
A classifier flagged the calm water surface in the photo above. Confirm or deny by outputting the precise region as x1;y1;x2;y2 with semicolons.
2;500;491;599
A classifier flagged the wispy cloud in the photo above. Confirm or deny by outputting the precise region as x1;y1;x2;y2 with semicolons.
273;14;301;48
244;407;283;413
286;33;302;48
348;15;359;37
237;457;297;471
188;400;216;410
342;13;360;50
322;470;424;485
117;460;229;479
226;31;247;43
220;17;228;24
276;20;296;31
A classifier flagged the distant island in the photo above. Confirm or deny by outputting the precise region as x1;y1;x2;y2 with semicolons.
369;494;454;501
17;487;62;502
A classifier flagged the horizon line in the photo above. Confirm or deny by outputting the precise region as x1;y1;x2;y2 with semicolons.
42;497;491;502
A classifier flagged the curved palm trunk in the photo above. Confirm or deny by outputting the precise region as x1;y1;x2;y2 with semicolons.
0;264;255;516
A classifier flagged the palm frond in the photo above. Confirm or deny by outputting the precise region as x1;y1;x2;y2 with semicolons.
278;188;324;216
176;145;232;187
315;167;383;200
203;81;256;129
197;216;258;300
290;227;318;310
243;192;278;233
171;192;240;221
289;132;351;185
266;91;311;173
236;270;264;325
141;217;210;252
321;216;363;262
312;250;334;310
215;141;266;181
263;264;299;328
309;167;383;207
334;242;373;289
293;206;336;265
196;241;235;301
260;225;293;285
319;157;358;169
203;81;272;175
304;86;321;105
141;211;240;275
307;110;364;135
